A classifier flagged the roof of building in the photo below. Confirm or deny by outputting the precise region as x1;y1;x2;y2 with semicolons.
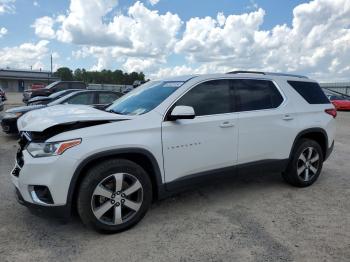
320;82;350;87
0;68;60;81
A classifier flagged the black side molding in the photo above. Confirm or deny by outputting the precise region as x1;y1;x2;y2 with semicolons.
165;159;288;193
325;141;334;161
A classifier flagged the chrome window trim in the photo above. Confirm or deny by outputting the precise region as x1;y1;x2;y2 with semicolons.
162;77;287;121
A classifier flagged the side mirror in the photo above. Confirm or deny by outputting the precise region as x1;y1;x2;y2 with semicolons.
169;106;195;121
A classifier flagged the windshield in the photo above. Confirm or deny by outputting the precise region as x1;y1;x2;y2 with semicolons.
48;90;67;98
44;81;60;89
107;81;185;115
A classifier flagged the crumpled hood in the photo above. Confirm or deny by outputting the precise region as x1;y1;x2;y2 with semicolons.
17;104;131;132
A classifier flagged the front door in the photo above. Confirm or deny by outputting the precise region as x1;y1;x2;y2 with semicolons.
161;79;238;184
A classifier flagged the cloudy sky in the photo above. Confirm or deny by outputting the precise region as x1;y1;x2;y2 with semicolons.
0;0;350;81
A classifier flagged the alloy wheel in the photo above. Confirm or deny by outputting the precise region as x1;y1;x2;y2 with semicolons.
91;173;143;225
297;147;320;182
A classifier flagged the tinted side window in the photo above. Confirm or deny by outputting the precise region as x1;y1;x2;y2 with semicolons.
288;81;330;104
176;80;232;116
53;83;69;92
234;80;283;111
66;93;94;105
72;82;86;89
99;93;120;104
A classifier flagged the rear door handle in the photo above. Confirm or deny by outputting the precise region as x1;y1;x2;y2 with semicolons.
220;121;234;128
283;114;294;121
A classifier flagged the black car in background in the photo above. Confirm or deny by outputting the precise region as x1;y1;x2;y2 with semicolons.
27;89;83;105
0;87;7;101
2;90;122;134
23;81;87;103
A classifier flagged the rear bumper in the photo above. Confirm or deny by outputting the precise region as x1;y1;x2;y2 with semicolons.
325;141;334;161
15;187;71;220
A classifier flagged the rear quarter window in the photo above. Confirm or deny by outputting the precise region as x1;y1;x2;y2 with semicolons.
233;79;284;112
52;83;69;92
288;81;330;104
72;82;86;89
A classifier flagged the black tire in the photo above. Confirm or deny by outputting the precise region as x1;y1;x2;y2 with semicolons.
77;159;152;233
282;138;324;187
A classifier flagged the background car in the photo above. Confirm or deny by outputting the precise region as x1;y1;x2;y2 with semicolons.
30;83;46;90
0;87;7;101
327;95;350;110
27;89;83;105
23;81;87;103
2;90;122;134
0;99;4;111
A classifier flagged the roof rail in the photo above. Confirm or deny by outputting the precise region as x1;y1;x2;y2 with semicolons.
227;70;266;75
227;71;308;79
266;72;308;79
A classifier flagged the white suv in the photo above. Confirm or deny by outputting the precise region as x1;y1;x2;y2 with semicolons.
12;72;336;233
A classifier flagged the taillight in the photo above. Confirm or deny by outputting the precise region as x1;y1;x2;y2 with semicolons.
325;108;337;118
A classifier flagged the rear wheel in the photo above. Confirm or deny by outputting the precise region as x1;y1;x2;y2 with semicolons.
282;139;323;187
77;159;152;233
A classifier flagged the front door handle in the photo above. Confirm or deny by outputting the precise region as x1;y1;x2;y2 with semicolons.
220;121;234;128
283;114;294;121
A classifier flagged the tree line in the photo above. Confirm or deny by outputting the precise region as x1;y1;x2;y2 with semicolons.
53;67;146;85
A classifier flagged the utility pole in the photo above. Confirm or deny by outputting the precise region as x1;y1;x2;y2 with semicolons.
50;53;53;75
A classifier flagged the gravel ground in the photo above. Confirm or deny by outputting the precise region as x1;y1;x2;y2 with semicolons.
0;94;349;262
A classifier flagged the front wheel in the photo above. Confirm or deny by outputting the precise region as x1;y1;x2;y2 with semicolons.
77;159;152;233
282;139;324;187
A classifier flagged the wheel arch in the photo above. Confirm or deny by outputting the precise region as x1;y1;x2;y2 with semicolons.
289;128;328;160
67;148;165;213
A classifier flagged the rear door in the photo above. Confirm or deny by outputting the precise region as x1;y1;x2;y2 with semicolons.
233;79;297;164
161;79;239;184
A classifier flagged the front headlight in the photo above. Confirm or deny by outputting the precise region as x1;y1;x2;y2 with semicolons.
26;139;81;158
4;112;22;119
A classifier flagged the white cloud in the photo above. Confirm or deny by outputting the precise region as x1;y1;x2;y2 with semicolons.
30;0;350;81
246;0;258;10
52;52;60;59
123;57;165;73
33;1;39;7
54;1;181;53
32;16;56;39
149;0;160;6
0;27;7;37
172;0;350;81
61;1;182;71
0;0;15;14
0;40;50;69
55;0;130;47
175;8;266;64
